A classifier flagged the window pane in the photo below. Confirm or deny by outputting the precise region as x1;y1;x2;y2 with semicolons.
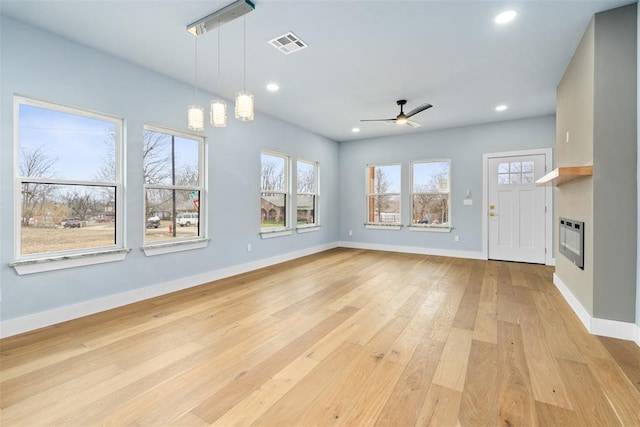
498;162;509;173
20;183;116;255
368;164;400;194
412;194;449;225
510;162;521;173
261;192;286;227
262;154;286;192
144;189;200;243
19;104;117;183
143;131;199;186
368;195;400;223
522;161;534;172
498;173;510;185
297;194;315;225
413;161;449;192
523;172;535;183
510;173;521;184
297;160;315;193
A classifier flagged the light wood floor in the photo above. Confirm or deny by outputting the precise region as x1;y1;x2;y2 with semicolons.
1;248;639;426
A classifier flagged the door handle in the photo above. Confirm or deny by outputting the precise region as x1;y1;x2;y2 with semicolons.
489;212;497;216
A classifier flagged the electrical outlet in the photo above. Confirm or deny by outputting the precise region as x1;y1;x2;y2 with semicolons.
247;243;252;252
454;235;459;242
348;230;353;236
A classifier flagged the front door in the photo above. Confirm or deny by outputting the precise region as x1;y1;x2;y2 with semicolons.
488;153;547;264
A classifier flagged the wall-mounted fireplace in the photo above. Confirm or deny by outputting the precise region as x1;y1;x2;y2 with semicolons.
559;217;584;269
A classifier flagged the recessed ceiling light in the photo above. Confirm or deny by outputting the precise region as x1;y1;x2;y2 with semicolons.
496;104;508;112
352;127;360;133
495;10;517;24
266;83;280;92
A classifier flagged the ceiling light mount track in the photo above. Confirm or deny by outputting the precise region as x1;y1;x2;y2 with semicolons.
187;0;255;37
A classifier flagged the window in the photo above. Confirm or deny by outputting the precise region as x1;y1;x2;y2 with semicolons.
410;159;451;230
366;164;401;226
15;97;123;258
498;161;535;185
261;151;289;232
296;159;318;228
143;126;204;244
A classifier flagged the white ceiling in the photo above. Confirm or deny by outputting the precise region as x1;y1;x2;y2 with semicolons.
0;0;633;142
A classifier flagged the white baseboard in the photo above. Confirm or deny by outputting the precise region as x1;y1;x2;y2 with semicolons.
0;242;338;339
553;273;640;346
337;241;486;260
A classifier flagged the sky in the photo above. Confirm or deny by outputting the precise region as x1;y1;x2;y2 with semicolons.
19;104;116;182
19;103;199;184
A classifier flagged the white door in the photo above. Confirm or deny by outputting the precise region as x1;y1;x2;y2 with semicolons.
488;154;547;263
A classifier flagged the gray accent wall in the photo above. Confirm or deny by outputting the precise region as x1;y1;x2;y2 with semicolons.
593;4;637;322
339;116;555;253
0;16;340;321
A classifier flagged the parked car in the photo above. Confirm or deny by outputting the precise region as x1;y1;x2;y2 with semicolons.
63;219;81;228
176;212;198;227
418;218;430;224
146;216;160;228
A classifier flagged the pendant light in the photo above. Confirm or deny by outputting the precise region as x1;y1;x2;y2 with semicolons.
187;37;205;131
210;22;227;127
235;16;254;121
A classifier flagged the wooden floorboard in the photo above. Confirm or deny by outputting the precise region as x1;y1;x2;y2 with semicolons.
1;248;639;426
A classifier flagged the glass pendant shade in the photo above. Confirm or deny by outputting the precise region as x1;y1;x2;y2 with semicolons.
187;105;205;131
210;100;227;127
235;91;254;121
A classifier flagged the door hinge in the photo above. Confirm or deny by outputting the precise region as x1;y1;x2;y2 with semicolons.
545;206;547;213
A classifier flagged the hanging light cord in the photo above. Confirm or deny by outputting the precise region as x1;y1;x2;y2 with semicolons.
217;22;221;91
243;16;246;92
194;37;199;99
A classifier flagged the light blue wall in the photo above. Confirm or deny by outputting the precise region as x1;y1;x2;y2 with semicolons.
338;115;555;252
0;16;340;320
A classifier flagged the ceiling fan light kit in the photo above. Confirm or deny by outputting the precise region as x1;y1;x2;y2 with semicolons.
361;99;433;129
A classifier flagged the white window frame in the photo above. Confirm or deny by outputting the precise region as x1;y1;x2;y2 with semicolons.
141;124;207;256
260;150;291;238
409;158;452;233
296;158;320;233
11;96;127;274
365;163;402;230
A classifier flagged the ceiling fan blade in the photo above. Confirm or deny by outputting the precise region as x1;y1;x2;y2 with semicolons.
405;103;433;118
360;118;395;122
406;120;422;128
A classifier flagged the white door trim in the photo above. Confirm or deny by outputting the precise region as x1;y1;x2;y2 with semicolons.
482;148;553;265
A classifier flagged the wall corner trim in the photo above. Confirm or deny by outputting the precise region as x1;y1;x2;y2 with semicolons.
553;273;640;346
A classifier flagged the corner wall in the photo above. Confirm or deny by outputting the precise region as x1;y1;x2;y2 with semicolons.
555;19;596;315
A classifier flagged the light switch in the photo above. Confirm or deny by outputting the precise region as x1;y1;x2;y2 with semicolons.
463;199;473;206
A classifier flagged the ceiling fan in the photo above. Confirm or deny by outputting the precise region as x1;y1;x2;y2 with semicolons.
361;99;433;128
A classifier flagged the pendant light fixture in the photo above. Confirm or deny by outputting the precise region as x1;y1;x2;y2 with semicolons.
210;23;227;127
235;16;254;121
187;37;205;131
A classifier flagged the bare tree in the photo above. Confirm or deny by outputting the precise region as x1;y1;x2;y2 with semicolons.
297;168;314;193
63;189;97;221
373;168;391;222
261;159;284;191
19;146;57;226
143;131;172;185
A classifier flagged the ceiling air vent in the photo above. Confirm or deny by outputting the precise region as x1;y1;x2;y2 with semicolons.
268;32;308;55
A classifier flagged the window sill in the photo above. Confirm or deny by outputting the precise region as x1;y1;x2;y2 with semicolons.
142;238;209;256
408;226;452;233
10;248;131;275
260;228;293;239
296;225;321;234
364;223;403;231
